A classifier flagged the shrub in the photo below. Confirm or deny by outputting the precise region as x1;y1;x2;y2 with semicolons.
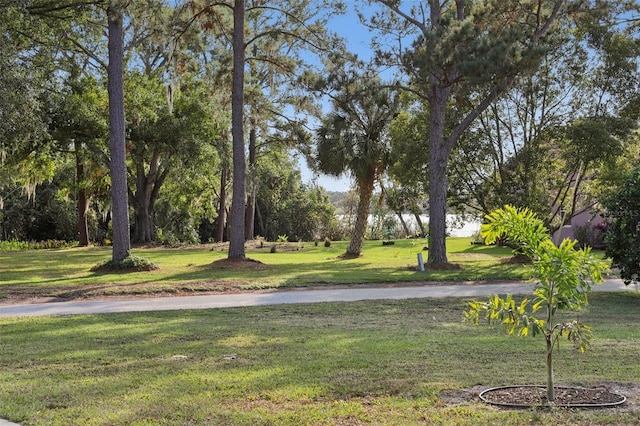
573;224;591;249
91;254;159;272
602;167;640;285
157;230;181;247
0;240;77;251
574;222;608;250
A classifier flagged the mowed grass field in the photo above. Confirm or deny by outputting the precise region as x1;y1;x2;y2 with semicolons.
0;293;638;425
0;238;530;300
1;239;637;425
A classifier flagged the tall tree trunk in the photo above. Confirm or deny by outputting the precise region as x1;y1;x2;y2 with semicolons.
245;124;256;240
76;144;89;246
131;153;166;243
569;161;586;221
133;204;153;243
107;1;131;261
346;167;375;257
427;84;452;264
228;0;246;259
215;163;228;242
396;212;410;236
413;212;425;238
255;202;264;237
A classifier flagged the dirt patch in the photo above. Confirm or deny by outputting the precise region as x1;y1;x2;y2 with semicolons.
337;253;361;260
209;257;267;270
0;280;268;305
441;383;640;411
424;262;463;270
501;254;531;264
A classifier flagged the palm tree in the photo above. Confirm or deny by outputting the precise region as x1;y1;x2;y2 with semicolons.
315;70;398;257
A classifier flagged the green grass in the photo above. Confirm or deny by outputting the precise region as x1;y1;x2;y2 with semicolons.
0;292;638;425
0;238;531;299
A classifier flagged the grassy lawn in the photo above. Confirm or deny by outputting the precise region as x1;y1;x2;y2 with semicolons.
0;292;638;425
0;238;531;300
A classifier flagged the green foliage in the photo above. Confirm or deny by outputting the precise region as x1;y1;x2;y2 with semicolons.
0;4;58;170
466;205;608;403
255;150;339;241
0;178;83;242
387;96;430;194
277;234;289;243
0;239;76;251
602;166;640;285
154;201;201;245
563;117;628;166
312;56;397;183
91;254;159;272
481;205;549;258
156;229;185;247
311;55;399;256
125;71;222;244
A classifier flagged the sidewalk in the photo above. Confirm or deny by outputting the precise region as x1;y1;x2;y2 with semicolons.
0;279;631;318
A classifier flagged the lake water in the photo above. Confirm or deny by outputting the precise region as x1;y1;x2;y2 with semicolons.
346;214;482;238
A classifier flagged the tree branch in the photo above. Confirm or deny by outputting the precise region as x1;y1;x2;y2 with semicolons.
446;83;510;150
376;0;428;34
65;35;108;69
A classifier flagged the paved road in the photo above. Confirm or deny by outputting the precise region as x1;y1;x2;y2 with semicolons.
0;279;632;318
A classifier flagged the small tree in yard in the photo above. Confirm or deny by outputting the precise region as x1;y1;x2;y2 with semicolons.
465;205;608;404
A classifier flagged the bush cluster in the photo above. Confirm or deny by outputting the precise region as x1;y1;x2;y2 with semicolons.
602;167;640;285
91;254;159;272
0;240;78;251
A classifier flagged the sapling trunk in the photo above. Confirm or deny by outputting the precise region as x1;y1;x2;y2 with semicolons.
546;294;555;403
546;334;554;403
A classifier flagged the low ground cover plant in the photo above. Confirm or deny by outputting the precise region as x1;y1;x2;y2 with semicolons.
90;253;159;272
0;239;76;251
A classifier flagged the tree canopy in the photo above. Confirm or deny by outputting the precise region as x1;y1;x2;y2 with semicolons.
1;0;639;273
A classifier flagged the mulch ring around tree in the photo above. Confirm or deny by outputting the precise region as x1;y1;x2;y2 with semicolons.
209;258;267;270
479;385;626;408
440;383;639;411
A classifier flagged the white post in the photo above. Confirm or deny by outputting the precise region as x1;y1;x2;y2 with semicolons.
417;253;425;272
